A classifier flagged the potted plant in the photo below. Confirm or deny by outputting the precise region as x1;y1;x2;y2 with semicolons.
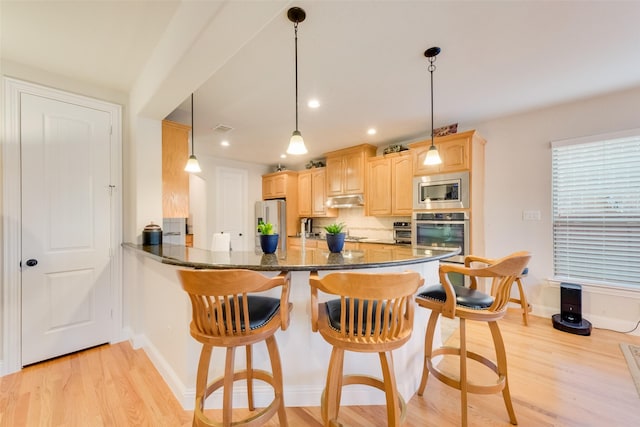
324;222;346;253
257;220;279;254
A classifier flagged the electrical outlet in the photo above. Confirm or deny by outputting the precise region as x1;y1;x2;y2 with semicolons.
523;210;541;221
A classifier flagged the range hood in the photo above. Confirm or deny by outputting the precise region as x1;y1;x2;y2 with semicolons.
326;194;364;208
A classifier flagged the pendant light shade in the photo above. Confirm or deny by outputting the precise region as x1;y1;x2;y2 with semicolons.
424;145;442;165
184;155;201;173
185;93;202;173
423;46;442;166
286;7;308;155
288;130;306;155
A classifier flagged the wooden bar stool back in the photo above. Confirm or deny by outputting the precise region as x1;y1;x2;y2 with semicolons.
415;251;531;427
309;270;424;427
177;269;292;427
487;263;531;325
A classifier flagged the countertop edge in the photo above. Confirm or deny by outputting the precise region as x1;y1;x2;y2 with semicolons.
123;242;460;271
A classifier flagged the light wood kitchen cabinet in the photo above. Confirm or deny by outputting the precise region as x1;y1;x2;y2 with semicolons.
162;120;191;218
391;153;413;215
410;130;484;176
298;168;337;218
367;157;392;215
288;236;318;249
262;170;297;200
325;144;377;196
298;171;312;216
366;151;413;216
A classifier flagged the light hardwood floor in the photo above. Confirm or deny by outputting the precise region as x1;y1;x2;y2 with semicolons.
2;309;639;426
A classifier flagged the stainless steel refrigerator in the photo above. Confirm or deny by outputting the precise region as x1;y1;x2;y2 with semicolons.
255;200;287;250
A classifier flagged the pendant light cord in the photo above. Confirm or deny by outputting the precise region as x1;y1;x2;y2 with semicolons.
429;58;436;147
294;21;299;132
191;93;195;154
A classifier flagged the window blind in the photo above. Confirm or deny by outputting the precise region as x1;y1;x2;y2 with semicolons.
552;134;640;287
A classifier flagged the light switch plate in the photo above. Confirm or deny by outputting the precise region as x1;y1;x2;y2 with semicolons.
523;210;541;221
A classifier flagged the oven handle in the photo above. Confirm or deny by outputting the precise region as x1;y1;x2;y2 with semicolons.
414;220;469;225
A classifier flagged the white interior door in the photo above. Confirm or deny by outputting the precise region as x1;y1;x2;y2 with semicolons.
20;92;113;366
215;167;248;251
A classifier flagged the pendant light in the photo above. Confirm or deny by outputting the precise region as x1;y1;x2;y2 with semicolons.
184;93;202;173
423;47;443;166
286;7;308;155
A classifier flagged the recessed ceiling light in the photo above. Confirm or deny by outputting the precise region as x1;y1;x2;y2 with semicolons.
280;154;287;159
308;99;320;108
367;128;377;135
221;140;230;147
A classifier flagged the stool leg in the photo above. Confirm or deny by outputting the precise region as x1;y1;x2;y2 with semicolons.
194;345;213;425
265;335;288;426
418;310;439;396
379;350;400;426
323;347;345;427
488;321;517;425
223;346;236;427
460;318;468;427
245;344;254;411
515;278;530;326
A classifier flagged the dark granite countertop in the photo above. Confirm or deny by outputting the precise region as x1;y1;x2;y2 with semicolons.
123;242;460;272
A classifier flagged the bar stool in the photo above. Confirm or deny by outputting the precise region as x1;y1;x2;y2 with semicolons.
309;270;424;427
416;251;531;427
177;269;292;427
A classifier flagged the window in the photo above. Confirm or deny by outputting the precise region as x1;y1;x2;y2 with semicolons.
552;129;640;288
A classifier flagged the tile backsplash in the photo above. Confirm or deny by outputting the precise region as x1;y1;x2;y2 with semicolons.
311;208;410;241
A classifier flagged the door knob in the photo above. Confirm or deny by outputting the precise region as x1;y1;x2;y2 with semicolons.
25;259;38;267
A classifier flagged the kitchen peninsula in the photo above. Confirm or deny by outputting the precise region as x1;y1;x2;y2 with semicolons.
123;243;458;410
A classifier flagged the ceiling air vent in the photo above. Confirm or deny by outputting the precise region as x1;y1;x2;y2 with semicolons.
213;124;233;133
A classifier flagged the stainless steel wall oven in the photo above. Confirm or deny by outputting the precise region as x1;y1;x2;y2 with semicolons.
392;221;412;244
412;211;469;264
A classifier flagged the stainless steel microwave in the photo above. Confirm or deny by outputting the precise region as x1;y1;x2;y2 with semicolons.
413;171;470;210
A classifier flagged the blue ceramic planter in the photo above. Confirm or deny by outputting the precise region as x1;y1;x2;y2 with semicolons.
260;234;279;254
326;233;346;253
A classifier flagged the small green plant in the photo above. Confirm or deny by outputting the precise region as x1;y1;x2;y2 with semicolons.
324;222;345;235
257;221;275;235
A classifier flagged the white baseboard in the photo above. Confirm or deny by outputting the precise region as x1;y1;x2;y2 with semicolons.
531;304;640;336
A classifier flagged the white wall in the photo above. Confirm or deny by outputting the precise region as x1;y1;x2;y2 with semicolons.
468;86;640;333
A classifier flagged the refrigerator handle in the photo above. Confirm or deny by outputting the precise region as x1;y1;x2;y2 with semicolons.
265;206;269;223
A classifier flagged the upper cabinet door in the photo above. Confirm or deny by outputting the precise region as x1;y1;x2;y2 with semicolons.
391;154;413;215
367;157;392;216
325;156;344;196
298;171;312;217
311;169;336;217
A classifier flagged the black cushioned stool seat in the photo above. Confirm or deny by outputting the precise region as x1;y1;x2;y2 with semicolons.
418;284;494;309
325;298;388;334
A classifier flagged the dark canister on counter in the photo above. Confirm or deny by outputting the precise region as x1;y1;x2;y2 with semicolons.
142;222;162;245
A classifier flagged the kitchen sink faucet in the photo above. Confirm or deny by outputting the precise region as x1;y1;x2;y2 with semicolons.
301;218;308;247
